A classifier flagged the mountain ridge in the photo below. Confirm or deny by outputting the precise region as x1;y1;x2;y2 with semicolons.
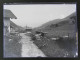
33;12;76;32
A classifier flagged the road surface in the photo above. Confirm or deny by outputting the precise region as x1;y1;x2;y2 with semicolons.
19;33;46;57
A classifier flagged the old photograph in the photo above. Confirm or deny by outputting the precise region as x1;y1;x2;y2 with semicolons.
3;3;78;58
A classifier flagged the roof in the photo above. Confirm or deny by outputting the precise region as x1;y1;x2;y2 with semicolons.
4;9;17;19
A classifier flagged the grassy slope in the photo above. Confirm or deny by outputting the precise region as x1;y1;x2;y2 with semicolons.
33;12;76;37
34;12;76;29
31;12;77;57
10;21;25;32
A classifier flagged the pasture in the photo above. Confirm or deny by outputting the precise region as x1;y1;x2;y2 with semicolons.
29;32;77;57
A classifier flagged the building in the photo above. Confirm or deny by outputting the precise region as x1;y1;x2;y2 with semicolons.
3;9;17;36
24;26;32;32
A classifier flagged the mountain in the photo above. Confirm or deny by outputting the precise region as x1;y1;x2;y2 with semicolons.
33;12;77;37
34;12;76;29
10;21;25;32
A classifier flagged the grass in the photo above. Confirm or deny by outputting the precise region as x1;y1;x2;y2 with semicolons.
30;33;77;57
4;34;22;57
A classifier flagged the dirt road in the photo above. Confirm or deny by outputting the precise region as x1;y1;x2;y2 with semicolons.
19;33;46;57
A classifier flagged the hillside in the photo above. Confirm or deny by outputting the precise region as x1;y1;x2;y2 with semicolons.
33;12;77;37
34;12;76;29
10;21;25;32
31;12;77;57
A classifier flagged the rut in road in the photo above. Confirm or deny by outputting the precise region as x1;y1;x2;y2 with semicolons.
19;33;46;57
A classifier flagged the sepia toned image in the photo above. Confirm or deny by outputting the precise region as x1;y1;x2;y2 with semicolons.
3;3;78;58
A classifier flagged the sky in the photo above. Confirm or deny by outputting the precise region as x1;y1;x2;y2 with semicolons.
4;4;76;28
